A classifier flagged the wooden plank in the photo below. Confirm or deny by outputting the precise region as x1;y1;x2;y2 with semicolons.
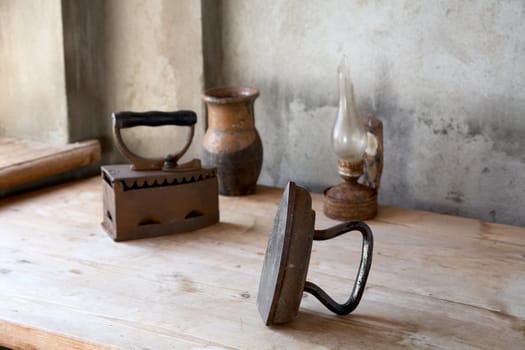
0;178;524;349
0;320;112;350
0;137;100;189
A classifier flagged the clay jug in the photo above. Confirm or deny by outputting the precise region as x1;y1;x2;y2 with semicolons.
202;87;262;196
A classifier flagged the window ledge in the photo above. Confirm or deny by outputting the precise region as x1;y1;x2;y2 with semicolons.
0;137;100;190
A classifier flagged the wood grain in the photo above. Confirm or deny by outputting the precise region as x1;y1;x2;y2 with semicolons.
0;137;100;189
0;178;524;349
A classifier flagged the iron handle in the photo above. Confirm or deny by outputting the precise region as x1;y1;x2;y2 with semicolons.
113;110;197;128
112;110;197;171
305;221;373;315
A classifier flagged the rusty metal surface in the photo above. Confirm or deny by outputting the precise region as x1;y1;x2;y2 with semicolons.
257;182;314;325
101;165;219;241
362;115;383;190
323;180;378;221
257;182;374;326
101;110;219;241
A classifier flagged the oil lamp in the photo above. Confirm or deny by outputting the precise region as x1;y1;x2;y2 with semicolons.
323;57;383;221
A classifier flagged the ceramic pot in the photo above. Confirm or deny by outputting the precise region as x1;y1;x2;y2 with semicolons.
202;87;262;196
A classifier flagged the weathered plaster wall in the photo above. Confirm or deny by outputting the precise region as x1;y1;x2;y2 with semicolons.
1;0;203;164
206;1;525;226
101;0;204;164
63;0;204;164
0;0;68;144
2;1;523;225
61;0;106;146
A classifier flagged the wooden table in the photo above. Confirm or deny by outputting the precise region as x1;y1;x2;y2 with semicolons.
0;177;524;349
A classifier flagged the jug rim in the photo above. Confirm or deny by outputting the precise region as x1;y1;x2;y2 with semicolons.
203;86;259;104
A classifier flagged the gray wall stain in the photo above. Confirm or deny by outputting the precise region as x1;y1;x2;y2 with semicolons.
2;1;524;226
206;0;525;226
62;0;107;146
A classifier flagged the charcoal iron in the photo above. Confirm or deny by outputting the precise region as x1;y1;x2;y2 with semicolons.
101;110;219;241
257;182;373;325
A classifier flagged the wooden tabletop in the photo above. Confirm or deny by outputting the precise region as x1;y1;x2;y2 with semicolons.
0;177;524;349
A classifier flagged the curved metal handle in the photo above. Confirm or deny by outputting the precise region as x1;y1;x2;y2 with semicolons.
112;110;196;170
304;221;373;315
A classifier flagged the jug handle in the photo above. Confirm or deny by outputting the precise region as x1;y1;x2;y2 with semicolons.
305;221;373;315
112;110;196;171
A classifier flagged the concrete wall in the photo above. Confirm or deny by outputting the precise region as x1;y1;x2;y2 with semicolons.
2;1;523;226
1;0;204;163
205;0;525;226
0;0;68;144
102;0;204;164
63;0;204;164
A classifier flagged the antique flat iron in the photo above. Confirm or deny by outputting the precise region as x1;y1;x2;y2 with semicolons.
101;110;219;241
257;182;373;325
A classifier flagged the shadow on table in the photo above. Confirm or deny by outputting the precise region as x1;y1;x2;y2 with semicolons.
268;310;417;347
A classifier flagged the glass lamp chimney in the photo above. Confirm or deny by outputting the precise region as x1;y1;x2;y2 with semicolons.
332;56;367;163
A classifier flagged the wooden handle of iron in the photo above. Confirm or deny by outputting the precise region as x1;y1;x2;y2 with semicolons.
113;110;197;129
112;110;197;171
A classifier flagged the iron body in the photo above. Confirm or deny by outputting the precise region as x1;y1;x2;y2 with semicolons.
257;182;373;325
101;110;219;241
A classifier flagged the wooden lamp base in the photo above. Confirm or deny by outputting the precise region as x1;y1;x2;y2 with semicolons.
323;179;377;221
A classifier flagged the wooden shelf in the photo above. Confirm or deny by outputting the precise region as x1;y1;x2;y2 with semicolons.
0;137;100;190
